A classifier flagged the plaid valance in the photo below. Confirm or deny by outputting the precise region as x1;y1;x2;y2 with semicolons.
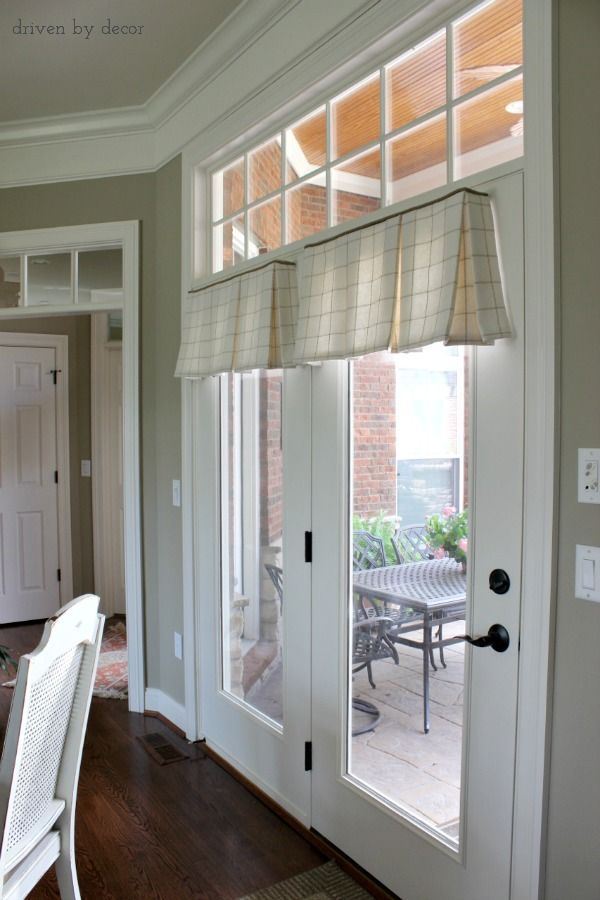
176;190;512;378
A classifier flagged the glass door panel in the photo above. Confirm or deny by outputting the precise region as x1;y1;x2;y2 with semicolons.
349;345;469;848
220;369;284;725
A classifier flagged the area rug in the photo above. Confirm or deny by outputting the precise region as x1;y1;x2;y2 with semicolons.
238;861;373;899
92;617;128;699
1;616;128;700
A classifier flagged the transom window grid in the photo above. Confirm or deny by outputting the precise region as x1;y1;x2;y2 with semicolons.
210;0;523;274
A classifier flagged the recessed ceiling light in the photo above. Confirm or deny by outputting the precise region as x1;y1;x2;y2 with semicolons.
505;100;523;115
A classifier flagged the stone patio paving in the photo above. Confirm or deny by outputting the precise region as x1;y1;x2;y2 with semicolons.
351;621;465;842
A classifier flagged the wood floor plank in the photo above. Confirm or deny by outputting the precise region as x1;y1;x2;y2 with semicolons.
0;623;326;899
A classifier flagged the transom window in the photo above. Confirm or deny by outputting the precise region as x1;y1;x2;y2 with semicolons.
210;0;523;273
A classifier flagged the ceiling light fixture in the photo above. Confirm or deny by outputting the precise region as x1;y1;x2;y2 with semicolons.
505;100;524;115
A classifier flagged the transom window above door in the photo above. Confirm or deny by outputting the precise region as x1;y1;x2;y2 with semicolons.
210;0;523;272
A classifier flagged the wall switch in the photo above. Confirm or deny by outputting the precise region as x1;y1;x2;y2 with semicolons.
575;545;600;601
174;631;183;660
172;479;181;507
81;459;91;477
578;449;600;503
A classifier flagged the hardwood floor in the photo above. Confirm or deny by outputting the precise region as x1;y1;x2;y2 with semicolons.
0;623;327;899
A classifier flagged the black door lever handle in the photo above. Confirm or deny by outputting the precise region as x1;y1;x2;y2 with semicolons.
461;623;510;653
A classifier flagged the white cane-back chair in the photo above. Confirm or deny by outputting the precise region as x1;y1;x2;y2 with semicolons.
0;594;104;899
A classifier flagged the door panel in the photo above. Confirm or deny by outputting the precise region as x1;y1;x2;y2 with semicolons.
310;171;524;900
197;366;311;823
0;346;60;623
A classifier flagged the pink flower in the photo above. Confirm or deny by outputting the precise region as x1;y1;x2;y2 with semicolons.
457;538;468;552
433;547;446;559
442;506;456;518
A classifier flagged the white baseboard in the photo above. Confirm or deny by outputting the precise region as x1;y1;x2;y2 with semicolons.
144;688;187;734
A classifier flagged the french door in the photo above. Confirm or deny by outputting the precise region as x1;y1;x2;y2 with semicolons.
311;171;524;899
197;170;524;899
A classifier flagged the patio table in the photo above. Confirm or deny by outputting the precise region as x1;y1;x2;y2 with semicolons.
353;558;467;733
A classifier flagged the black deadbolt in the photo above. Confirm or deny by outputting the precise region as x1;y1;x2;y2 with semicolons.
489;568;510;594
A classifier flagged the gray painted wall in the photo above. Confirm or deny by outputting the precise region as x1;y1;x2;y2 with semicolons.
545;2;600;897
0;315;94;597
0;159;184;703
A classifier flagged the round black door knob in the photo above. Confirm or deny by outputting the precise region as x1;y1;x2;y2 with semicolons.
489;568;510;594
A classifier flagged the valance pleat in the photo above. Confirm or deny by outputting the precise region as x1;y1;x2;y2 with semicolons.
293;217;402;364
175;190;512;379
175;261;298;378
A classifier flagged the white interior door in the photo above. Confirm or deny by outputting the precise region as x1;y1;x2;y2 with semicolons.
196;366;312;823
310;171;524;900
0;345;60;623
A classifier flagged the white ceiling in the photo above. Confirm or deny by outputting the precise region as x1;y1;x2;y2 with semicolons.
0;0;244;123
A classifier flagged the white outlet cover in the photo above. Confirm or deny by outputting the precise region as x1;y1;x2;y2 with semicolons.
578;448;600;503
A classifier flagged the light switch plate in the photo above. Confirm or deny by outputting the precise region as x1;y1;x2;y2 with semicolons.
575;545;600;601
81;459;91;477
578;449;600;503
174;631;183;660
172;479;181;507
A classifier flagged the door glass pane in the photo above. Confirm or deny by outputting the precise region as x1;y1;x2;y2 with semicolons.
213;157;245;221
26;253;72;306
285;107;326;183
221;370;284;726
349;345;469;849
249;138;282;203
248;198;281;258
386;31;446;132
213;215;245;272
454;74;523;179
332;147;381;225
331;72;380;160
77;249;123;304
286;178;327;244
0;257;22;308
453;0;522;99
386;114;447;205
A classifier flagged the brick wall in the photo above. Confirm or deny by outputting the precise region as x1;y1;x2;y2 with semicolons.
259;371;283;545
352;352;397;519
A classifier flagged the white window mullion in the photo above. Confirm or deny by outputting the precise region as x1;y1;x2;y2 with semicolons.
446;23;454;184
326;100;333;228
380;64;388;207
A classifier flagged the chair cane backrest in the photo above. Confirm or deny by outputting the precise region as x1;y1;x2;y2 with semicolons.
391;525;431;564
352;531;387;571
0;595;103;890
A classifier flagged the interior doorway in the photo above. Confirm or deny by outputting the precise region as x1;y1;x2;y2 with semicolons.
0;221;143;712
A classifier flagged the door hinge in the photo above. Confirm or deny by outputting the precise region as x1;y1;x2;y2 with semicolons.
304;531;312;563
57;568;62;582
50;369;62;385
54;470;58;484
304;741;312;772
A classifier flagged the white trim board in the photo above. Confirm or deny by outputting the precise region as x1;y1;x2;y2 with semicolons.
0;331;73;608
145;688;187;735
0;221;145;715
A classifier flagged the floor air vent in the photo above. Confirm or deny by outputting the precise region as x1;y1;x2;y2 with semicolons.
137;731;189;765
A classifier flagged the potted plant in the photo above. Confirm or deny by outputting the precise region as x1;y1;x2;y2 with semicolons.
424;506;468;571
